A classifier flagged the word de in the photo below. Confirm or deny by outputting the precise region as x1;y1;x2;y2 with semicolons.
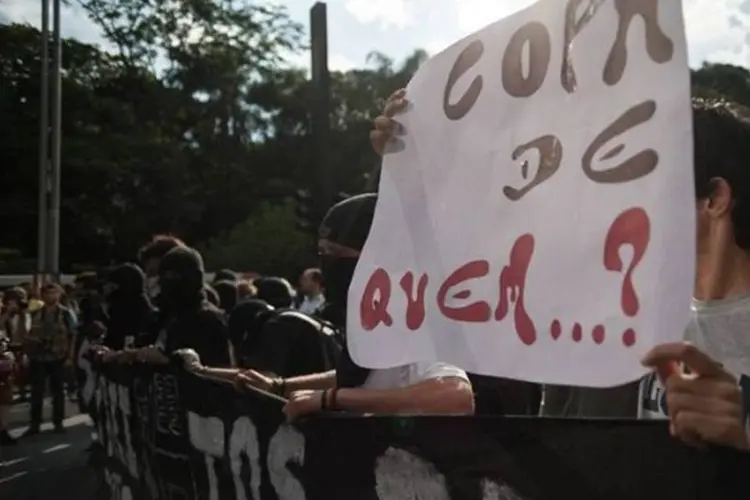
359;233;537;345
443;0;673;117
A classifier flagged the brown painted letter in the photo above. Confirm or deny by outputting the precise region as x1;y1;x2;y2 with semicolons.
502;21;552;98
400;272;429;331
582;100;657;184
604;0;674;86
503;135;563;201
359;268;394;330
561;0;607;93
443;39;484;120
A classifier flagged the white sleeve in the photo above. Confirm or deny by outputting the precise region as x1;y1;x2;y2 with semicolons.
407;362;470;385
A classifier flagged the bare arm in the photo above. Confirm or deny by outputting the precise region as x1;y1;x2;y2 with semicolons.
335;377;474;415
284;370;337;394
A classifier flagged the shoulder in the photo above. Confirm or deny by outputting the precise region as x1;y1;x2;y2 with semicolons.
196;304;227;326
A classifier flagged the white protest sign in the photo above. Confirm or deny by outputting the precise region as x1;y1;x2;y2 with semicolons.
346;0;694;387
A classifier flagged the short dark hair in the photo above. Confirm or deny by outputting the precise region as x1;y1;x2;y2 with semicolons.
693;98;750;249
137;234;186;265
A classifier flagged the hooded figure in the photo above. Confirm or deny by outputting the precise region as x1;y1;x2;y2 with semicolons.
103;263;154;350
213;280;239;313
254;277;296;309
316;193;378;388
227;299;275;366
157;247;234;367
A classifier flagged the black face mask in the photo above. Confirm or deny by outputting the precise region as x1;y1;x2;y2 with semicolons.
320;256;358;307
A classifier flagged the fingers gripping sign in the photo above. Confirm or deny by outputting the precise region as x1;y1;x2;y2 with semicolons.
642;342;749;450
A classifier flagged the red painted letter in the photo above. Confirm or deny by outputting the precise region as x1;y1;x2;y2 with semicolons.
437;260;492;322
400;272;429;331
495;234;537;345
359;268;393;331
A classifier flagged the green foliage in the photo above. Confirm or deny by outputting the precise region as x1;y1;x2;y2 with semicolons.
1;4;748;274
197;200;315;276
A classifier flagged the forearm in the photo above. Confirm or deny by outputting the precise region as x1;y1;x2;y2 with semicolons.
284;370;337;394
335;379;474;415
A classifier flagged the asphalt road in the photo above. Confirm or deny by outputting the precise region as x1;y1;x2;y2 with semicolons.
0;399;100;500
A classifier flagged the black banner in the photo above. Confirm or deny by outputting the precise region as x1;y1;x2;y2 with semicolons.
88;362;749;500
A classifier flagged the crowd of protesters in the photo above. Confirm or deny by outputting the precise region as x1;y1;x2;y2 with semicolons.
1;92;749;455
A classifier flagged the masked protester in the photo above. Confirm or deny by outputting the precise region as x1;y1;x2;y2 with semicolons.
232;193;474;420
254;277;296;309
141;247;234;368
102;264;155;350
227;299;275;367
212;280;238;313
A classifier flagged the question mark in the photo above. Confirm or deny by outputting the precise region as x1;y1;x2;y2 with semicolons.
603;207;651;330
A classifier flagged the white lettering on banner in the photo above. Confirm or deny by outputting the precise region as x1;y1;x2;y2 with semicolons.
481;478;527;500
104;469;133;500
118;384;139;478
188;412;225;500
77;339;96;407
189;414;306;500
267;425;306;500
154;374;184;436
375;447;450;500
228;417;263;500
347;0;694;386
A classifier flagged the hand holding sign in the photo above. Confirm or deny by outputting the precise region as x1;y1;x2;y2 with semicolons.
348;0;694;387
642;343;749;451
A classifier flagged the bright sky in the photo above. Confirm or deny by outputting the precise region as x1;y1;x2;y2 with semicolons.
1;0;750;71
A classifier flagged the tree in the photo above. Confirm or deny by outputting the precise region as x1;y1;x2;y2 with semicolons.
197;200;314;278
692;63;750;107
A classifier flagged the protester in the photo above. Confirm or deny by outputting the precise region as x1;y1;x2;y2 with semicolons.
254;277;296;309
231;194;473;420
1;287;31;401
135;247;234;368
23;283;77;436
101;263;155;350
137;234;187;299
213;269;239;284
213;279;239;313
236;280;257;301
296;268;325;315
0;329;16;445
227;299;275;366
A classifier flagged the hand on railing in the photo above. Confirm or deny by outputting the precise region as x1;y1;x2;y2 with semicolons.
171;348;203;373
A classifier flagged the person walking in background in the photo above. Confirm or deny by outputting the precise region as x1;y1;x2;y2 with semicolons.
1;287;31;402
0;329;17;445
23;283;77;436
296;268;325;315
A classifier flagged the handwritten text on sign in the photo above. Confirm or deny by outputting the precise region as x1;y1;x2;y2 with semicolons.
347;0;694;387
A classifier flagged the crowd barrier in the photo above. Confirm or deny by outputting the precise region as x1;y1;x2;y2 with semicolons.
86;359;750;500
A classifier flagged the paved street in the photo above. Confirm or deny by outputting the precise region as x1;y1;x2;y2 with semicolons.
0;398;100;500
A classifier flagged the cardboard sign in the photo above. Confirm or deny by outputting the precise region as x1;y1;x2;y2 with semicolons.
347;0;695;387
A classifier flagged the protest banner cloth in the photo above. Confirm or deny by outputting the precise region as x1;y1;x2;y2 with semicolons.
347;0;695;386
88;361;747;500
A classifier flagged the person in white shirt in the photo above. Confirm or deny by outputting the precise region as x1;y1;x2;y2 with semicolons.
229;193;474;420
296;268;325;315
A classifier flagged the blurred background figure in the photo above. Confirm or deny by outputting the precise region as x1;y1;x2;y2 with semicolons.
296;268;325;315
254;277;296;310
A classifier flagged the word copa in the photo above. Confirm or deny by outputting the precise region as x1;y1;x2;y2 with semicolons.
442;0;674;200
359;233;537;345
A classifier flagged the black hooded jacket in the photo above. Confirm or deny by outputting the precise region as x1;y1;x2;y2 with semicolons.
227;299;275;367
103;263;154;350
157;247;234;367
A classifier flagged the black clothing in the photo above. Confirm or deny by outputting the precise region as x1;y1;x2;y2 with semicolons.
254;310;340;378
104;263;154;350
317;193;379;388
318;192;378;251
254;277;295;309
227;299;275;366
29;358;65;429
213;280;239;313
161;302;234;367
213;269;238;283
204;284;220;308
157;247;233;367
